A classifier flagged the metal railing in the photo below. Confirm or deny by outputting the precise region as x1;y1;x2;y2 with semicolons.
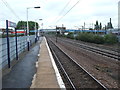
0;35;36;69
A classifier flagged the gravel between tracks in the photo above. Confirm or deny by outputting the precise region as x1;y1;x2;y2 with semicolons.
50;37;120;89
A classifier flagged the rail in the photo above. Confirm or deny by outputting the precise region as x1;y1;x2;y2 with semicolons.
47;38;108;89
57;37;119;60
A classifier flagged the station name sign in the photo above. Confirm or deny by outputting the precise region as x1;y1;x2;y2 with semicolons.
8;21;16;28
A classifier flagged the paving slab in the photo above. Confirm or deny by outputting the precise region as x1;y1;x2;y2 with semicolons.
31;37;61;88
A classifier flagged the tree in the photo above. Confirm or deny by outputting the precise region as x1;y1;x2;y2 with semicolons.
16;21;26;30
16;21;39;30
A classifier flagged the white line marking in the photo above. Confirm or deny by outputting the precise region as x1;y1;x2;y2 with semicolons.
45;37;66;89
36;61;38;68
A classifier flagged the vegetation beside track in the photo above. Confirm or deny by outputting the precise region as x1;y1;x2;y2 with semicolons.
58;32;118;44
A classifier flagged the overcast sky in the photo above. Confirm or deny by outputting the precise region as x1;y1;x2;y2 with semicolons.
0;0;119;29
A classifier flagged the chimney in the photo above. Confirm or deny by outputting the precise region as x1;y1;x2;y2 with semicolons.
110;18;111;23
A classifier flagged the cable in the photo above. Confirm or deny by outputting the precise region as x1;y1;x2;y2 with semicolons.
58;0;72;16
1;0;22;21
56;0;80;23
52;0;72;23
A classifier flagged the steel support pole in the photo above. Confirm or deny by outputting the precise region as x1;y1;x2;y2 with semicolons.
35;22;37;43
56;26;57;43
15;28;18;60
6;20;10;68
27;8;30;51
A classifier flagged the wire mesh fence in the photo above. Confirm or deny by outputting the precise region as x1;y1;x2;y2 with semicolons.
0;35;36;69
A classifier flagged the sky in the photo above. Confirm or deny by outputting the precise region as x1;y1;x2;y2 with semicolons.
0;0;119;29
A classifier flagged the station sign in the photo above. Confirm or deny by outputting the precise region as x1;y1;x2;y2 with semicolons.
8;21;16;28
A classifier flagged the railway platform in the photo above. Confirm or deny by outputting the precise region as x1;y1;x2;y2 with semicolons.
31;37;65;89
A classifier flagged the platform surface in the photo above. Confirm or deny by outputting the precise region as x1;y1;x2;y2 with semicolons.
31;37;63;88
2;38;42;88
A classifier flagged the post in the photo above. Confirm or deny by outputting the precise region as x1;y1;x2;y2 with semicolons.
35;22;37;43
105;25;107;34
38;19;42;40
82;26;83;33
15;28;18;60
26;6;40;49
27;8;30;51
56;26;57;43
84;22;85;30
37;29;39;40
6;20;10;68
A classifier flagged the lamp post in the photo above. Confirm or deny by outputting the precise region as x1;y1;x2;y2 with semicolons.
35;21;37;43
35;19;42;42
26;6;40;51
38;19;42;39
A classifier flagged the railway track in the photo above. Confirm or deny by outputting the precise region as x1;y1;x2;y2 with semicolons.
47;38;108;89
56;37;119;60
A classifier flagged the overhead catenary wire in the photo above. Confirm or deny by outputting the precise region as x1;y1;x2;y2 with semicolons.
58;0;72;17
56;0;80;23
52;0;72;23
1;0;22;21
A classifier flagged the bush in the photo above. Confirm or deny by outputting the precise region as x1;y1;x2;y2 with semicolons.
67;32;74;39
65;32;118;45
76;33;94;43
104;34;118;44
93;35;104;44
76;33;118;44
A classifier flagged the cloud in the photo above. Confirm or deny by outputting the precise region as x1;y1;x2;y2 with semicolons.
0;0;119;28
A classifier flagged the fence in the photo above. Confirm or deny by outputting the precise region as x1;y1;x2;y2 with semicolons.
0;35;36;69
